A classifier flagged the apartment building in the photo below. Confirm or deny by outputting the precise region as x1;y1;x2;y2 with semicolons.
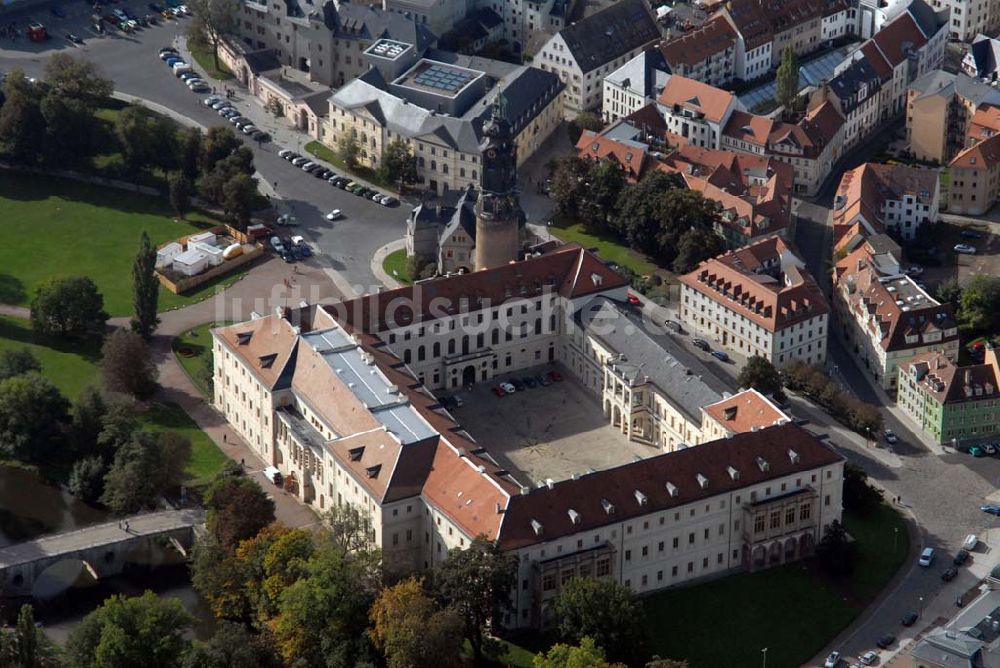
214;244;845;627
721;0;773;81
658;15;738;88
898;350;1000;445
679;237;831;366
906;70;1000;163
325;40;563;195
929;0;995;40
532;0;660;119
949;133;1000;215
658;75;743;149
602;49;671;124
832;246;959;390
832;162;940;241
766;98;847;196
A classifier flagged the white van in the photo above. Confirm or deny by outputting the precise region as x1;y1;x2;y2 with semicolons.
919;547;934;567
963;534;978;551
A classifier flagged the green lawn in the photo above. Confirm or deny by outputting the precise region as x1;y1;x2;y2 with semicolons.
0;171;243;316
0;315;227;487
382;249;413;285
172;322;223;398
549;219;657;276
304;141;395;191
643;504;909;667
187;42;234;80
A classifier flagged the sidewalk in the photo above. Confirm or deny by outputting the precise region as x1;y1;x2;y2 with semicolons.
371;239;406;290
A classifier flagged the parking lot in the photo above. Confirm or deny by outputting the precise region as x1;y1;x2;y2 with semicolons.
450;365;657;486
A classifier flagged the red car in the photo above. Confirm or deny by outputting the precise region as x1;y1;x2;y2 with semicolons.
491;385;506;397
547;369;563;382
627;293;641;306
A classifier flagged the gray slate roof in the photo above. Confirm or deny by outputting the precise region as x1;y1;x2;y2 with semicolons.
319;1;437;50
559;0;659;73
969;34;1000;78
577;297;722;423
910;68;1000;107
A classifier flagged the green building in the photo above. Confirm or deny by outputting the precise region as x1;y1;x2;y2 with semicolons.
897;351;1000;445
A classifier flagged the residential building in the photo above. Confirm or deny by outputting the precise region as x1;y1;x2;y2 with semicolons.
532;0;660;119
602;48;671;123
898;350;1000;445
906;69;1000;163
325;41;563;195
832;246;959;390
658;15;738;88
832;162;940;241
948;132;1000;215
213;245;845;626
765;97;847;196
383;0;472;37
963;33;1000;80
720;0;773;82
575;130;654;182
679;236;831;366
930;0;994;40
658;75;744;149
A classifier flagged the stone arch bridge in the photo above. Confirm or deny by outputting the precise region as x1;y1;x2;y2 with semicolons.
0;509;204;598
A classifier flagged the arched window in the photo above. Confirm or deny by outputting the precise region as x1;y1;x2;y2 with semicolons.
404;349;411;363
534;318;541;335
461;335;469;355
433;341;441;357
491;329;499;345
417;345;425;361
448;339;455;355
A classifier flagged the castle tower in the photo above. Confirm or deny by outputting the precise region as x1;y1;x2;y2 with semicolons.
474;94;522;272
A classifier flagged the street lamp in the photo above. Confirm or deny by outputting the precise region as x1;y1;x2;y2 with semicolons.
894;527;898;552
919;596;924;617
761;647;768;668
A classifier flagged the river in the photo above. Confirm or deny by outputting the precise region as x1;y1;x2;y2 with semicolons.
0;464;215;644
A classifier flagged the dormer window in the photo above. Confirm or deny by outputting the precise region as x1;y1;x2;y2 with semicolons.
634;490;648;506
601;499;615;515
788;449;800;464
696;474;708;489
568;509;581;524
755;457;769;473
349;447;365;461
727;466;740;481
530;519;544;536
665;482;678;497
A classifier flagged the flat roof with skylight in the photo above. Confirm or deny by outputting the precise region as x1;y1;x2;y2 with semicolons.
394;59;485;99
365;38;412;62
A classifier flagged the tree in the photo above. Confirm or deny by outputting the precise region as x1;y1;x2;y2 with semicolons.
205;474;276;550
535;637;626;668
199;126;243;175
186;0;239;71
568;111;604;144
323;503;377;554
672;226;724;273
816;519;855;576
843;462;883;515
221;171;259;229
776;45;799;114
71;385;106;457
737;355;784;399
265;97;284;118
191;533;256;622
0;70;44;165
40;91;98;168
101;329;158;399
100;431;188;513
115;105;160;174
369;578;464;668
959;275;1000;333
935;278;962;311
68;455;106;503
0;604;61;668
0;348;40;380
549;156;589;218
131;232;160;339
175;126;203;182
0;373;69;462
551;577;648;665
30;276;108;338
168;172;192;218
43;53;112;103
95;393;140;458
379;137;418;187
65;591;191;668
337;129;360;169
579;160;625;234
183;621;280;668
432;536;517;659
645;658;689;668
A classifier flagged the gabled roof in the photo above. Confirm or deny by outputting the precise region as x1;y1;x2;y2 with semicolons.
722;110;774;147
951;132;1000;171
557;0;659;73
871;11;928;68
213;313;302;390
658;14;737;68
658;74;737;123
497;423;843;550
243;49;282;75
903;351;1000;406
702;388;790;434
576;130;652;181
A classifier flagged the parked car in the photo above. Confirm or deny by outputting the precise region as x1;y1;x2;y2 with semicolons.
859;651;878;666
665;319;682;333
980;504;1000;516
491;385;505;397
954;244;977;254
325;209;343;221
279;149;294;159
547;369;563;382
66;32;83;43
240;124;257;135
189;81;210;93
692;338;710;351
941;566;958;581
522;376;537;388
300;161;317;171
824;652;840;668
901;612;918;627
298;244;312;258
203;95;222;107
954;549;970;566
500;382;516;394
211;100;230;110
919;547;934;566
961;229;984;239
251;130;271;142
877;634;896;650
883;429;897;444
314;168;331;179
511;378;525;392
381;195;398;206
984;443;997;455
970;445;985;457
269;236;284;253
233;117;251;128
627;293;641;306
536;374;549;386
291;157;309;167
711;350;729;362
283;152;301;162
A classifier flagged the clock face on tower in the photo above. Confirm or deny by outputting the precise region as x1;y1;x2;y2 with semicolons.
481;101;517;196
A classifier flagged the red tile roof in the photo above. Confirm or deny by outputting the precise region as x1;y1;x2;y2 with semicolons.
951;132;1000;171
871;12;928;67
702;388;789;433
658;75;737;123
497;423;843;550
904;351;1000;406
576;130;652;181
658;14;737;68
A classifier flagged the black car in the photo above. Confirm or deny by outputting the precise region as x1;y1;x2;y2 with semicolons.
942;566;958;581
522;376;537;388
901;612;918;627
280;251;295;263
252;131;271;142
511;378;525;392
692;338;710;351
954;549;970;566
66;32;83;43
876;634;896;649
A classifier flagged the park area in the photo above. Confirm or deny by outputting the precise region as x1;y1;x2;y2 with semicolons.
0;172;246;317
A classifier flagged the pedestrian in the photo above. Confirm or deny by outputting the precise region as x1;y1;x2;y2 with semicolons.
124;520;130;533
223;433;227;443
240;457;245;469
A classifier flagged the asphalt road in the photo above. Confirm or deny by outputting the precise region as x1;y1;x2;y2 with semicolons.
0;10;403;290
